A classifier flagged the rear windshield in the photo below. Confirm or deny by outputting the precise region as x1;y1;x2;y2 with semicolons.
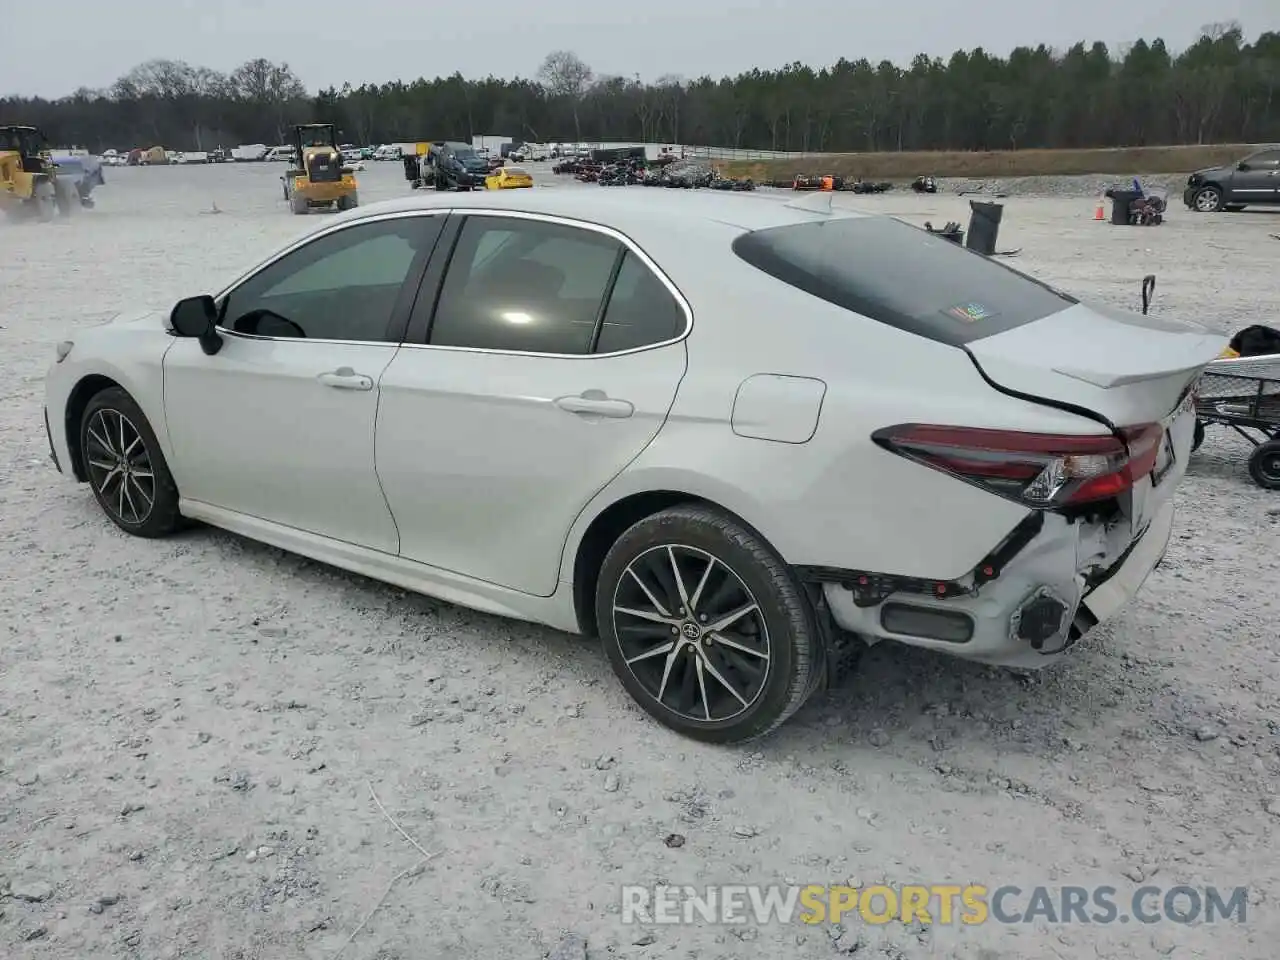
731;215;1076;346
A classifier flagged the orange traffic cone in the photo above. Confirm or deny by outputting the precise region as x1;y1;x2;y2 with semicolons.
1094;196;1105;221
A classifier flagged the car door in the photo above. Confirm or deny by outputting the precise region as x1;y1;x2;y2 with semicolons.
1227;149;1280;204
375;210;691;596
162;211;445;553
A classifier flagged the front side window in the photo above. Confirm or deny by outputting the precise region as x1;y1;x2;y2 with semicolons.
219;216;440;342
1243;150;1280;167
428;216;622;354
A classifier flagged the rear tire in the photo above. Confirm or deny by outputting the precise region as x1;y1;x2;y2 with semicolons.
595;504;821;743
79;387;182;538
291;195;308;215
1191;420;1205;453
337;192;358;211
1247;439;1280;490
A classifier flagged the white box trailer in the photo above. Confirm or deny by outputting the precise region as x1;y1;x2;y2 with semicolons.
231;144;268;161
471;134;513;155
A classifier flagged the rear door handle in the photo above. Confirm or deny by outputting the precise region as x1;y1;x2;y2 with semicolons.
554;392;634;418
317;367;374;391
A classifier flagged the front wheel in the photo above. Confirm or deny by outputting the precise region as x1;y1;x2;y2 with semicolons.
54;180;78;218
31;180;56;221
1247;439;1280;490
1191;419;1205;453
80;387;182;537
595;505;822;743
1192;186;1223;212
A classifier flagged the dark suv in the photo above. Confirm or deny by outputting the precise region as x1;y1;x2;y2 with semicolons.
1183;147;1280;212
429;142;492;191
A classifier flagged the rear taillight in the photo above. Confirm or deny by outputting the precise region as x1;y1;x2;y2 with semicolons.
873;423;1163;508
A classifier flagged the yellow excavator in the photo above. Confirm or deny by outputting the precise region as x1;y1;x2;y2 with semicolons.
0;124;79;221
281;123;358;214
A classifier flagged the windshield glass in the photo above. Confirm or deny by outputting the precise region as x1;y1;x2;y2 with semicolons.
453;148;478;160
732;215;1076;346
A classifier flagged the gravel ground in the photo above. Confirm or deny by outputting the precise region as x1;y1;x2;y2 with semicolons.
932;174;1192;199
2;161;1279;960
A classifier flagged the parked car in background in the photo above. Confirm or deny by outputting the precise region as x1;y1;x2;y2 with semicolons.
43;190;1225;743
1184;146;1280;212
484;166;533;189
374;145;402;161
425;142;492;190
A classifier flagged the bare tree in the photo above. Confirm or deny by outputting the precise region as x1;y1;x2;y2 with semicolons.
538;50;593;142
231;59;308;142
654;74;685;143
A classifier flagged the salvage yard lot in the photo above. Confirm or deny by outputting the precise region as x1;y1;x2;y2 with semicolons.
2;161;1279;960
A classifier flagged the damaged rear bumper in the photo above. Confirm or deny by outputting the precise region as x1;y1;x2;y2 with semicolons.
812;501;1175;670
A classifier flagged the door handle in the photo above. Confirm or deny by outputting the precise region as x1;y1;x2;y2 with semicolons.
317;367;374;391
554;392;634;418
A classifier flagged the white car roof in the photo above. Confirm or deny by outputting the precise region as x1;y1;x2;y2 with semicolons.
345;189;871;244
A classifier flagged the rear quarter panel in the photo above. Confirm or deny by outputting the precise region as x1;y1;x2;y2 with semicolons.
561;257;1111;582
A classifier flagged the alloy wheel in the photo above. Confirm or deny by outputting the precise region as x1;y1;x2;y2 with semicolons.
612;544;771;723
85;408;156;526
1194;189;1222;212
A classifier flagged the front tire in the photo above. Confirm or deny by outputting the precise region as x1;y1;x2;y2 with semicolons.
595;505;821;743
31;180;56;221
79;387;182;537
54;180;78;218
1192;186;1223;212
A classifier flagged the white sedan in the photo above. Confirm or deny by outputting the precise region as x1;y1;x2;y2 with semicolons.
43;190;1226;742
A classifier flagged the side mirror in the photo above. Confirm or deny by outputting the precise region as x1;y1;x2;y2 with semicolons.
1237;161;1250;171
169;295;223;355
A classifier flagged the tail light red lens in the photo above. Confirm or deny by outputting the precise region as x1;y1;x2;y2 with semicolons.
872;423;1164;508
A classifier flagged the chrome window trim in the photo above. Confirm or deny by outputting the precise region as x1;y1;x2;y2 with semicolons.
212;206;694;359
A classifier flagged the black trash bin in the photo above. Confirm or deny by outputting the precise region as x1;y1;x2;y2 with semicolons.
1105;189;1142;225
965;200;1003;255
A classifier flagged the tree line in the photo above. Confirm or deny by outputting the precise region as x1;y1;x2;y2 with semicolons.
3;23;1278;155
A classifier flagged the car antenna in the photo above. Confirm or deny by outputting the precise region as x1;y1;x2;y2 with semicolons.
784;191;834;214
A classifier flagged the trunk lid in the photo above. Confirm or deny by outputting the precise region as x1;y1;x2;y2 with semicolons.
964;300;1228;427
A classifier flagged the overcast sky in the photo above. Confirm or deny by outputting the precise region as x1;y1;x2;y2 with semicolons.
4;0;1279;99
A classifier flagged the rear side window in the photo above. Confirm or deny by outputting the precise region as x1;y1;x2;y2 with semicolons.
731;216;1076;346
594;252;686;353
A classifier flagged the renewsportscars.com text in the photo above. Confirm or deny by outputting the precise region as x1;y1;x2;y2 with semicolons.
621;884;1248;926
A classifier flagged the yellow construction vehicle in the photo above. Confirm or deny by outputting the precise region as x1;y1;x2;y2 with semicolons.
280;123;358;215
0;124;80;221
